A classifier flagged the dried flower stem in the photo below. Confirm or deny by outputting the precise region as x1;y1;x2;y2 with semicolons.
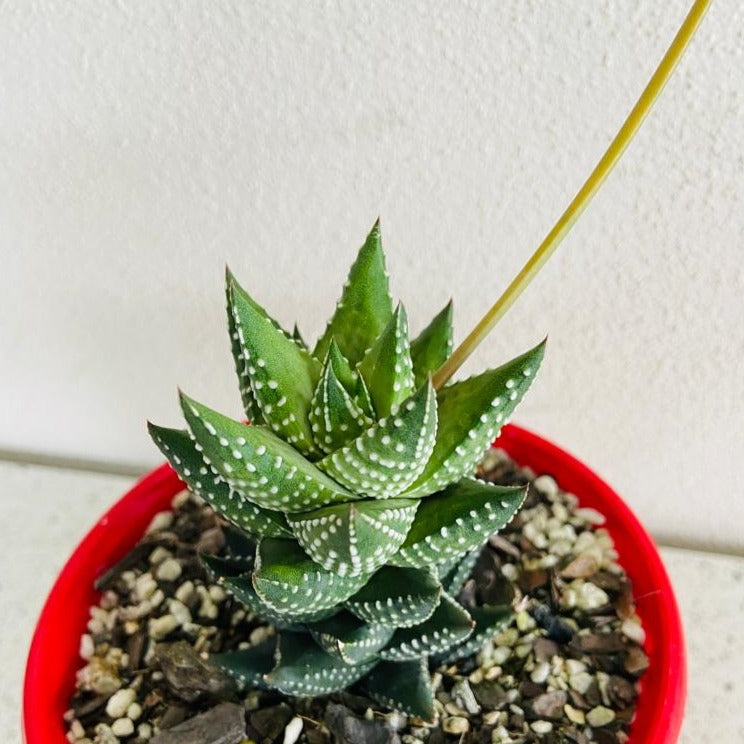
433;0;712;390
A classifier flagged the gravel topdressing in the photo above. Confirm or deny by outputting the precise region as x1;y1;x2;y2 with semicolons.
65;448;647;744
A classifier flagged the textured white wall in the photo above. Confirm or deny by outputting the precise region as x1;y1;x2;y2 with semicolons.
1;1;742;551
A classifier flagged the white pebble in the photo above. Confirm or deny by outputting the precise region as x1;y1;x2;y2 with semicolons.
576;582;610;610
586;705;616;727
442;716;469;734
156;558;182;582
69;718;86;738
79;634;94;661
564;704;586;724
531;720;553;734
134;573;157;602
283;716;304;744
175;580;195;604
146;511;173;534
574;507;606;526
137;722;152;739
93;723;118;743
148;546;172;565
530;661;550;684
111;717;135;737
533;475;558;497
105;688;136;718
621;617;646;645
569;671;593;694
168;599;192;626
126;702;142;721
148;614;179;640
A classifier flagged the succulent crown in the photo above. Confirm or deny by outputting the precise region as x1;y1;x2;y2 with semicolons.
149;221;545;719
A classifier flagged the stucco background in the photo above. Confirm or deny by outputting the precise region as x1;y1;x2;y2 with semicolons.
1;1;742;551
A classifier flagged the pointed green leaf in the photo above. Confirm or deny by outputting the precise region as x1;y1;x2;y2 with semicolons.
357;304;415;418
404;341;546;497
179;393;354;513
354;374;376;419
379;593;473;661
202;554;336;627
148;423;292;538
265;632;376;696
288;498;418;578
392;479;526;569
211;637;276;690
326;339;358;393
226;272;264;424
434;605;512;664
253;538;369;614
309;347;371;455
410;300;453;388
314;220;394;365
308;612;395;665
227;270;322;455
317;383;437;499
440;548;480;596
344;566;441;628
362;659;435;721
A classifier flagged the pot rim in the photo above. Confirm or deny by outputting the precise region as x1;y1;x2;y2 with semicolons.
23;424;685;743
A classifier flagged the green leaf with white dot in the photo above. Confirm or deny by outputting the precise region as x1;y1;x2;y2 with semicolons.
378;593;473;661
211;637;276;691
202;553;337;627
226;270;264;425
410;300;453;389
344;566;441;628
357;303;415;418
253;538;370;615
361;659;435;721
403;340;546;497
179;393;355;514
314;220;394;366
227;269;322;456
287;498;418;578
148;423;292;538
439;547;481;596
307;612;395;665
391;478;526;569
316;382;437;499
309;343;371;455
434;605;512;664
264;632;377;696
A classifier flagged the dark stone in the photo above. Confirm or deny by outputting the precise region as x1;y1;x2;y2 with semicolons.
325;703;401;744
487;534;520;559
623;645;650;676
159;704;189;730
250;703;293;741
151;702;246;744
607;675;637;707
196;526;225;555
560;554;598;579
70;693;108;720
518;680;544;699
532;604;574;643
533;638;559;663
529;690;567;720
471;680;508;709
573;633;625;654
155;641;236;703
126;627;147;670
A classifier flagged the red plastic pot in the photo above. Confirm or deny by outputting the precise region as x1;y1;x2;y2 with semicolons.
23;424;686;743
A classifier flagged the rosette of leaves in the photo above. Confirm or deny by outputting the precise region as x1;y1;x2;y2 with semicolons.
149;221;545;720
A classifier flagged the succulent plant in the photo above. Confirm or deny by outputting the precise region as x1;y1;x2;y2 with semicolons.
148;221;544;719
